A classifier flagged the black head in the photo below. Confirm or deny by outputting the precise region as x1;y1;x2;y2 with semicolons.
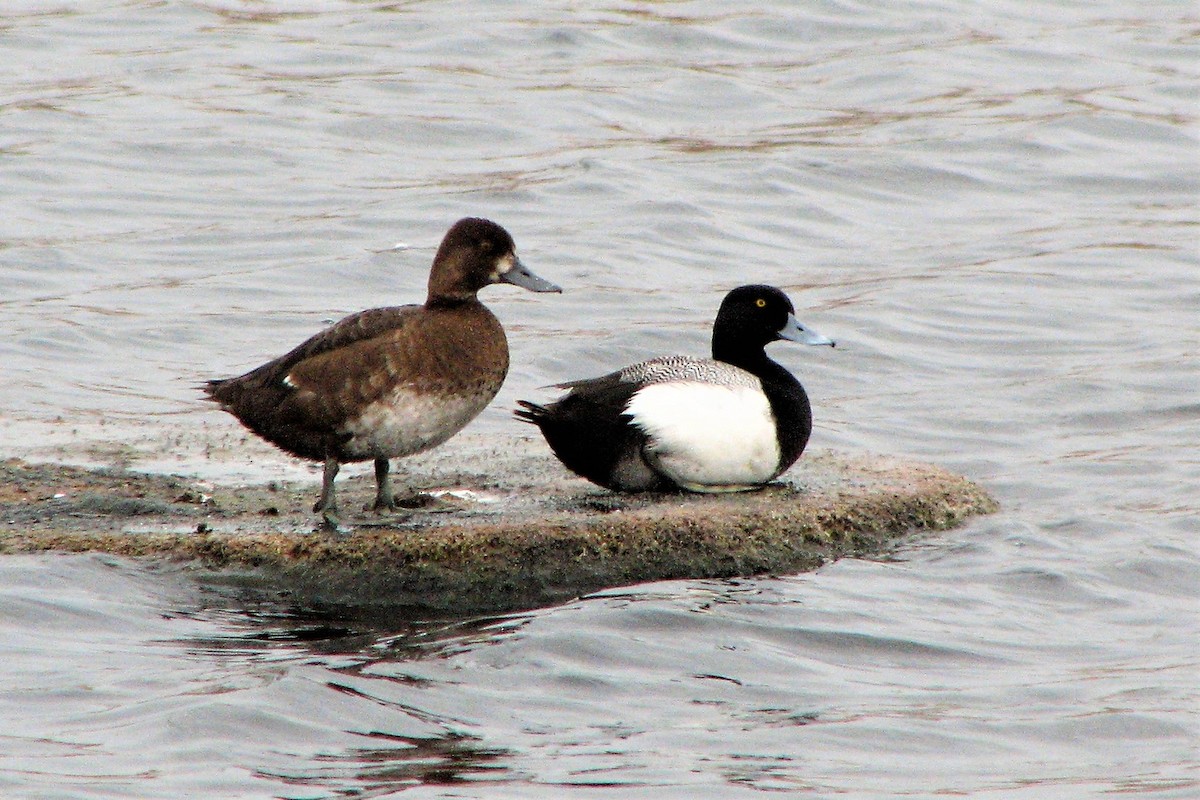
427;217;559;304
713;284;795;354
712;284;833;365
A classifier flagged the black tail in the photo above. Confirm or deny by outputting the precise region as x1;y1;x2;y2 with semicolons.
200;378;226;403
513;400;548;426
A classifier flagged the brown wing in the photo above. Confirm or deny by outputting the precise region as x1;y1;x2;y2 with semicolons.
204;306;421;456
251;305;423;378
278;302;509;433
206;303;509;459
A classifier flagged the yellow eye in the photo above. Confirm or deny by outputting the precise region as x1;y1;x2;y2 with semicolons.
755;298;766;308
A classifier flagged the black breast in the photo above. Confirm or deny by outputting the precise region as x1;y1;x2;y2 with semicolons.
759;366;812;476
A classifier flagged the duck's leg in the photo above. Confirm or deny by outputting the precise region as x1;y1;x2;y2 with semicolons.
372;457;395;511
313;454;341;524
372;458;443;512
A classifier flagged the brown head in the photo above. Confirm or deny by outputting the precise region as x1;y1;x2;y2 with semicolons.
426;217;560;306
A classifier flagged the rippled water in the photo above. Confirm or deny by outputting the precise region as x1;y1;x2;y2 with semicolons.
1;2;1197;798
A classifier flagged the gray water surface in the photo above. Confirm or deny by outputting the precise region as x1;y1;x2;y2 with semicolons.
1;3;1197;798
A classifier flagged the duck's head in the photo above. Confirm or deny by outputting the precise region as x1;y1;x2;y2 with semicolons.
713;284;835;360
427;217;561;304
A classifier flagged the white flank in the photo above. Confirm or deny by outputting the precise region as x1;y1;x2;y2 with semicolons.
340;386;492;460
624;381;779;492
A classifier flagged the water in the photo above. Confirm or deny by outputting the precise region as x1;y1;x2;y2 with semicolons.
1;2;1197;797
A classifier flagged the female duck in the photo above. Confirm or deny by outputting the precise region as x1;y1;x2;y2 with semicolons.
516;285;833;492
205;217;560;524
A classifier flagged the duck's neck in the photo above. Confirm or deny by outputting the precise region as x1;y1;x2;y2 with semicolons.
425;293;480;310
712;339;792;387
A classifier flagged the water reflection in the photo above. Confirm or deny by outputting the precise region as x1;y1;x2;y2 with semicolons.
179;585;532;661
162;590;531;796
260;730;512;798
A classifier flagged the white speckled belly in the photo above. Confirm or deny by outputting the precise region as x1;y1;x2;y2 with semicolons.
339;387;493;460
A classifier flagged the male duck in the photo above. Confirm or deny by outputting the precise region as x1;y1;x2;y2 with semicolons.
516;285;833;493
205;217;560;524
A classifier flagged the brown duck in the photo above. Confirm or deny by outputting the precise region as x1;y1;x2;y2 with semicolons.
204;217;560;525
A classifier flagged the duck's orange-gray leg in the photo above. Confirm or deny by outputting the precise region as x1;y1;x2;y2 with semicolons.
313;454;340;524
373;457;397;511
